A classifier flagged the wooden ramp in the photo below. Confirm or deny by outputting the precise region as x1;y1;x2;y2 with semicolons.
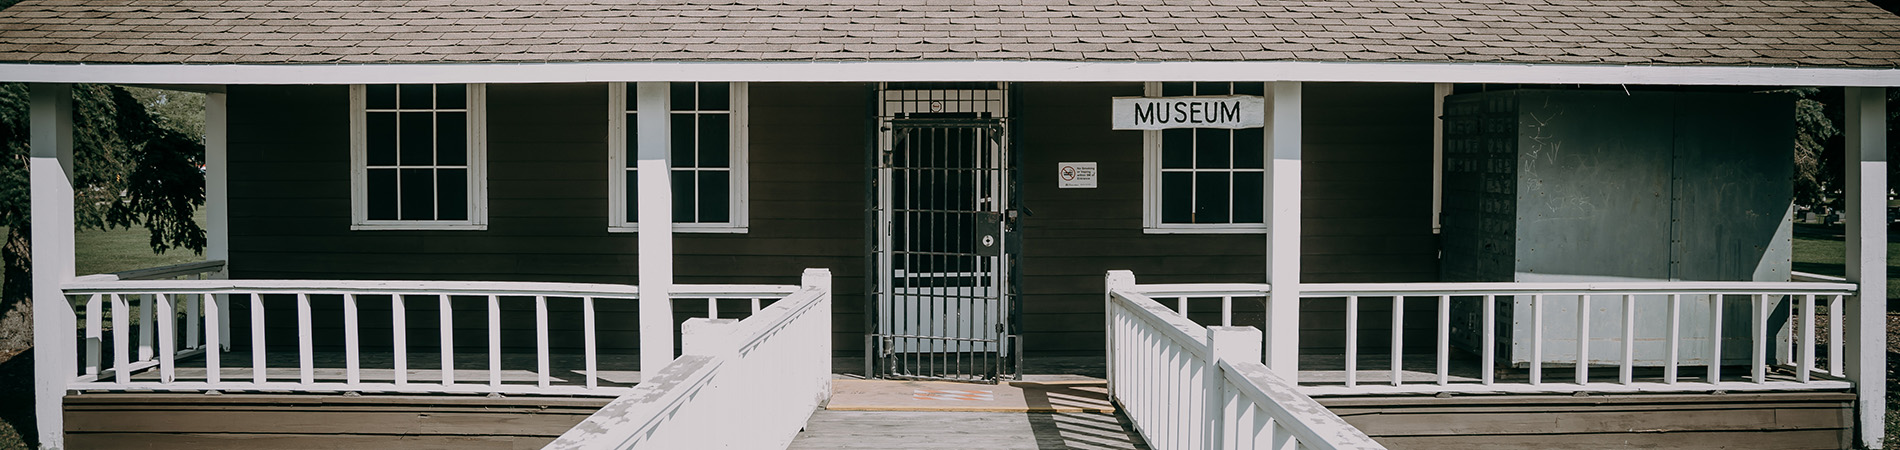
64;393;609;450
792;411;1150;450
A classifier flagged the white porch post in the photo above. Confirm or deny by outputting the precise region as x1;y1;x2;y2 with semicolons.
635;82;675;382
29;83;76;450
1264;81;1301;378
205;91;231;351
1845;86;1888;449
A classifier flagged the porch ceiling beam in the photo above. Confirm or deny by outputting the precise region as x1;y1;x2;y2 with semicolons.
1263;81;1300;379
634;82;675;382
1844;86;1887;450
1;61;1898;87
29;83;75;450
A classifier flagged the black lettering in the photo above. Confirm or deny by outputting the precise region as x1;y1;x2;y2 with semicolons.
1135;102;1158;125
1172;102;1188;124
1190;102;1204;123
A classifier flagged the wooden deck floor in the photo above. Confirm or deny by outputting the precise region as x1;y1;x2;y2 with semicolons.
791;410;1151;450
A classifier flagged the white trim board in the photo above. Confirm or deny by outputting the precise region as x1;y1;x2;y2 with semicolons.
2;60;1899;86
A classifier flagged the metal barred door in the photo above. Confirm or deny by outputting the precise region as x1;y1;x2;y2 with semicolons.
870;85;1020;383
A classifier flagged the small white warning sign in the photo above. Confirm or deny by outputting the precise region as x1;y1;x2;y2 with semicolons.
1059;162;1097;189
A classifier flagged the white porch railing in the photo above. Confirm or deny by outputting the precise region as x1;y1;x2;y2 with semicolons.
1107;271;1384;450
1122;272;1858;397
544;269;832;450
57;261;799;397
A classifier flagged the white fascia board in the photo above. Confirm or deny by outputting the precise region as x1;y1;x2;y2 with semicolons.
1;60;1898;86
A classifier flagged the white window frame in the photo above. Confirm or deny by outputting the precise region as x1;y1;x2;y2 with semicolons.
348;83;489;231
607;82;750;233
1141;81;1269;234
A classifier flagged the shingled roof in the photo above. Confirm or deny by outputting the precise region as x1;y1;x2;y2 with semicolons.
0;0;1897;68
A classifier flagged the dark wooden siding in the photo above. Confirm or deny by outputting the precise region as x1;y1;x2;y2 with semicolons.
1322;391;1853;449
65;393;607;449
1013;82;1437;355
227;81;1432;357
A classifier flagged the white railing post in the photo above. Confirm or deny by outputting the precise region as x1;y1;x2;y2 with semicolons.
803;268;834;404
206;91;231;352
1844;85;1887;449
635;81;676;382
1264;81;1302;379
1107;270;1136;397
29;82;76;449
1207;326;1263;450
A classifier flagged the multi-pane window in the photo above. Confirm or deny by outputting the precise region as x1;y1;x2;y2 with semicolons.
1146;82;1266;232
351;84;487;229
609;82;748;232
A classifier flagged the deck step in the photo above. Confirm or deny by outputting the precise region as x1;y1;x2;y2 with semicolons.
791;410;1150;450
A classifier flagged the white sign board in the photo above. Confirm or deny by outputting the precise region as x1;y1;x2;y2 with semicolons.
1111;95;1266;130
1058;162;1097;189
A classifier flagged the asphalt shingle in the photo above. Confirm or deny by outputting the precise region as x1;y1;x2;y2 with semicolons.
0;0;1895;66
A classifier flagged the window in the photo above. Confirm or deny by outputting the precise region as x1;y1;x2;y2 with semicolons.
609;82;749;233
350;84;487;230
1143;82;1266;233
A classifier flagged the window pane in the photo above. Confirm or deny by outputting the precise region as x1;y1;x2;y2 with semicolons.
399;168;435;220
368;169;398;220
436;112;467;166
1161;82;1192;97
698;82;729;111
1233;127;1264;169
699;171;730;223
626;170;638;223
1161;128;1193;169
437;168;467;221
672;170;697;222
1161;172;1192;224
1234;171;1263;224
671;113;697;167
367;112;397;166
399;111;434;165
625;113;639;168
698;114;729;168
1194;172;1230;224
366;85;397;110
1198;82;1231;96
670;82;695;111
1195;128;1230;169
436;84;466;110
626;84;639;112
1233;82;1264;96
399;84;433;109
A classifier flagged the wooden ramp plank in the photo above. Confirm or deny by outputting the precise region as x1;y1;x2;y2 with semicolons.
790;410;1149;450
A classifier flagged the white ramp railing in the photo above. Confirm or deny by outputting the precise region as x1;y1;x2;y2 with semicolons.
1107;271;1383;450
545;268;833;450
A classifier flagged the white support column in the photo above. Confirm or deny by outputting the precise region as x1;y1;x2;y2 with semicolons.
30;83;76;450
1263;81;1302;379
205;91;231;352
1844;86;1888;450
635;82;676;382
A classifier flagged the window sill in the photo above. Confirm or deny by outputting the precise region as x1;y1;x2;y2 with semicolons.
608;225;749;234
353;222;487;231
1142;226;1267;235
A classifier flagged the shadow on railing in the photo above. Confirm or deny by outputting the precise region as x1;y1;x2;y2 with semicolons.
1107;270;1384;450
544;269;832;450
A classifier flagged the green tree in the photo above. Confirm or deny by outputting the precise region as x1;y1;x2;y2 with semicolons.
0;82;206;361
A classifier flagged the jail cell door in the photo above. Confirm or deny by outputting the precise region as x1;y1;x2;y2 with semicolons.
871;86;1018;383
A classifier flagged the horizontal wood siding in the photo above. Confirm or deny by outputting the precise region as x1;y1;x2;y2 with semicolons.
228;81;1430;357
1013;82;1437;355
1321;391;1853;450
227;83;869;356
65;393;607;450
